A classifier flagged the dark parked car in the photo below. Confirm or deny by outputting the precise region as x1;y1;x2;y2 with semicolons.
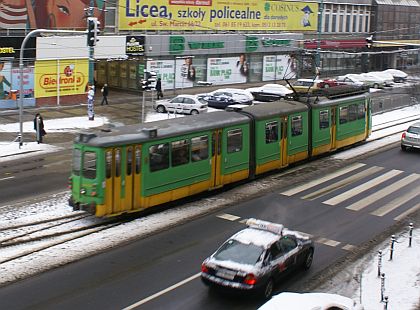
199;94;236;109
201;219;314;299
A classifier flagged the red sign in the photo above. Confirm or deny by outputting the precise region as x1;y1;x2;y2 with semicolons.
304;39;366;49
169;0;212;5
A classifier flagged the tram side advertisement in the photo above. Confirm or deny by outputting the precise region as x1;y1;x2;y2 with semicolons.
119;0;317;31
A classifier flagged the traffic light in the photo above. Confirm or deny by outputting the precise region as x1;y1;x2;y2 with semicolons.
87;17;100;47
366;35;373;49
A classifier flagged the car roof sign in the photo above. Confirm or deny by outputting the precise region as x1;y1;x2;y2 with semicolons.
246;218;284;235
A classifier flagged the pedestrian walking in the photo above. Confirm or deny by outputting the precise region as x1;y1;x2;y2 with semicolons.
101;83;109;105
33;113;46;143
87;85;95;120
156;78;163;99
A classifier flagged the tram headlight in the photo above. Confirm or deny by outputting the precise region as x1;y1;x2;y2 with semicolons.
80;188;86;195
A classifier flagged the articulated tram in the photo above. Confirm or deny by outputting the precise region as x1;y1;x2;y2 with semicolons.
69;89;371;217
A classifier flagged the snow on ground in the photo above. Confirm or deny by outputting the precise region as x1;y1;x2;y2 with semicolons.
0;105;419;308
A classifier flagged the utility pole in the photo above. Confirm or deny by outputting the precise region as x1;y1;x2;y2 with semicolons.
316;0;324;77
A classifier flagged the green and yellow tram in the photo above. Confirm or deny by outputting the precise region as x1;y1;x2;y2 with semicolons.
69;91;371;217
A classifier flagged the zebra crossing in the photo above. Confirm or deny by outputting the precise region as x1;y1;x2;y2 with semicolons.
280;163;420;220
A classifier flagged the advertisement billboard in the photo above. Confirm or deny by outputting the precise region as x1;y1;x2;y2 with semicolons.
119;0;317;31
34;59;89;98
262;55;296;81
207;56;248;85
146;59;175;90
0;1;105;30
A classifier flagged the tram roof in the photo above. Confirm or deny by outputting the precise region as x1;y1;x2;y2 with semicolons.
75;110;250;147
239;100;308;120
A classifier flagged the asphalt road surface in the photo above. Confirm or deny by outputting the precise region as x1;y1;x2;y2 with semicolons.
0;145;418;310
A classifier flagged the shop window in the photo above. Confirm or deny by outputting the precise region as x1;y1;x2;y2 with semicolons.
265;121;279;144
291;116;303;136
319;110;330;129
191;136;209;162
227;129;243;153
149;143;169;172
339;107;348;124
171;140;190;167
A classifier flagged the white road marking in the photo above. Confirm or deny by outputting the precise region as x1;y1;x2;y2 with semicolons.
0;176;14;181
122;273;201;310
302;166;384;200
342;244;357;251
346;174;420;211
216;213;241;221
394;203;420;221
323;169;403;205
372;186;420;217
316;237;341;247
280;163;366;196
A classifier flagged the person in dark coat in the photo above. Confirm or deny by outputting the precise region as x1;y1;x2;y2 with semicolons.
101;83;109;105
155;78;163;99
33;113;46;143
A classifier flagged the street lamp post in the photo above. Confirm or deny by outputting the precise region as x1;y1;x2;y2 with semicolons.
316;0;324;77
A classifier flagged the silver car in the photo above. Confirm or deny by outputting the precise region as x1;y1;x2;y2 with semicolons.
401;122;420;151
153;95;208;115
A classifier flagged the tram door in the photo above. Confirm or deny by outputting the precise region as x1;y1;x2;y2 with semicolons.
104;148;122;214
280;117;288;166
122;146;139;212
330;107;337;149
211;130;223;188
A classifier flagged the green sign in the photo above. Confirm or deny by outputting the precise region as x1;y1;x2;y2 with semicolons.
188;41;224;49
170;36;185;54
246;36;259;52
170;36;225;54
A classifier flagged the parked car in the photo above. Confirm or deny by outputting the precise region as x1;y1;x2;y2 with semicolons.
201;218;314;299
368;71;394;86
383;69;408;83
246;84;294;102
318;78;341;88
336;75;365;87
153;95;208;115
287;79;323;94
207;88;254;105
401;121;420;151
198;94;237;109
357;73;385;88
258;292;364;310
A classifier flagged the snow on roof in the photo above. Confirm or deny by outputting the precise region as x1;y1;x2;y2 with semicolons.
232;227;279;248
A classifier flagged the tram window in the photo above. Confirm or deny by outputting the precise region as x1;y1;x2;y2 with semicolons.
126;147;133;176
106;150;112;178
72;148;81;176
135;147;141;174
265;121;278;144
171;140;190;167
83;151;96;179
319;110;329;129
349;104;358;122
115;149;121;177
191;136;209;162
149;143;169;172
339;107;348;124
358;104;365;119
291;116;303;136
227;129;243;153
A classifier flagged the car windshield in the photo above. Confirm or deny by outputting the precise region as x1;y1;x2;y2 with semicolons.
197;97;208;104
213;239;264;265
407;126;420;135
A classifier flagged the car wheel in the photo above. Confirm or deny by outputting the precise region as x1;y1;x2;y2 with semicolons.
262;278;274;300
156;105;166;113
373;83;380;89
303;248;314;270
401;144;407;151
190;109;199;115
